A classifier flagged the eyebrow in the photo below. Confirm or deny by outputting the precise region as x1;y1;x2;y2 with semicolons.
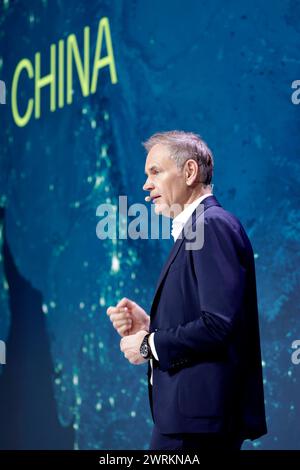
144;165;160;175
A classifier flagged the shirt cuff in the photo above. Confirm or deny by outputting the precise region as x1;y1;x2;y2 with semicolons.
149;333;159;361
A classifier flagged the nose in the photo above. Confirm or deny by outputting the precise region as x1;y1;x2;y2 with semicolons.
143;176;154;192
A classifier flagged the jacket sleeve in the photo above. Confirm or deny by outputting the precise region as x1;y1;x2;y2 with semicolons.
153;215;247;372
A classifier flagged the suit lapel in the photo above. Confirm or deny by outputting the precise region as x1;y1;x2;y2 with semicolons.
150;195;221;318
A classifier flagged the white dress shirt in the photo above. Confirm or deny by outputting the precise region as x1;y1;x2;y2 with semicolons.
149;193;212;385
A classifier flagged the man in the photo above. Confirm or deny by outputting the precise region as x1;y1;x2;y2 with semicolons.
107;131;267;451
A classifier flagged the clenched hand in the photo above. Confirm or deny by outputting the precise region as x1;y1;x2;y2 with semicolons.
106;297;150;337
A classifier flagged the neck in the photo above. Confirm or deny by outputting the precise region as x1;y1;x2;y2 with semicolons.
171;186;212;219
183;185;212;206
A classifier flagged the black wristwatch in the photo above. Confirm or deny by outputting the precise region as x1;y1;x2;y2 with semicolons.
140;333;153;359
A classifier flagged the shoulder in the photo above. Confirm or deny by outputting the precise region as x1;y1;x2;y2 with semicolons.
204;204;240;229
202;205;251;250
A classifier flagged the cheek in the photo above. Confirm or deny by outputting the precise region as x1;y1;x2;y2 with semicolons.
162;178;173;195
169;181;180;196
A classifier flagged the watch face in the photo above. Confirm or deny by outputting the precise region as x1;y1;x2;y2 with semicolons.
140;343;148;357
140;338;149;358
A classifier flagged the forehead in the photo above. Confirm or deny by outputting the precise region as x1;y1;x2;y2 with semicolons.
144;143;174;173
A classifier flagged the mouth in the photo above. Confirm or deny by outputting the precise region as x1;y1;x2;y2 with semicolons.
152;196;161;202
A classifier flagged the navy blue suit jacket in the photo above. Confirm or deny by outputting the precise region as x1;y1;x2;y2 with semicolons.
147;195;267;439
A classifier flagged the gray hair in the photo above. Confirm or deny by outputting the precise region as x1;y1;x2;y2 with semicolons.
142;130;214;185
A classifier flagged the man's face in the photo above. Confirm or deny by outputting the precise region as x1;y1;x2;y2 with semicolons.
143;143;188;218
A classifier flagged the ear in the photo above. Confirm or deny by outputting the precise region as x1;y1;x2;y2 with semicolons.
185;159;199;186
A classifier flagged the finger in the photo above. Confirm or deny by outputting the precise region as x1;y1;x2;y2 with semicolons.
120;337;127;351
117;297;128;307
109;312;130;324
115;323;132;336
107;306;123;316
119;323;130;334
129;356;140;365
118;323;130;336
117;297;134;309
106;306;113;315
113;318;132;329
109;312;129;321
107;308;129;319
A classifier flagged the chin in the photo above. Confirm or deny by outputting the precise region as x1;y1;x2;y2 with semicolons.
153;204;163;215
155;202;172;218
